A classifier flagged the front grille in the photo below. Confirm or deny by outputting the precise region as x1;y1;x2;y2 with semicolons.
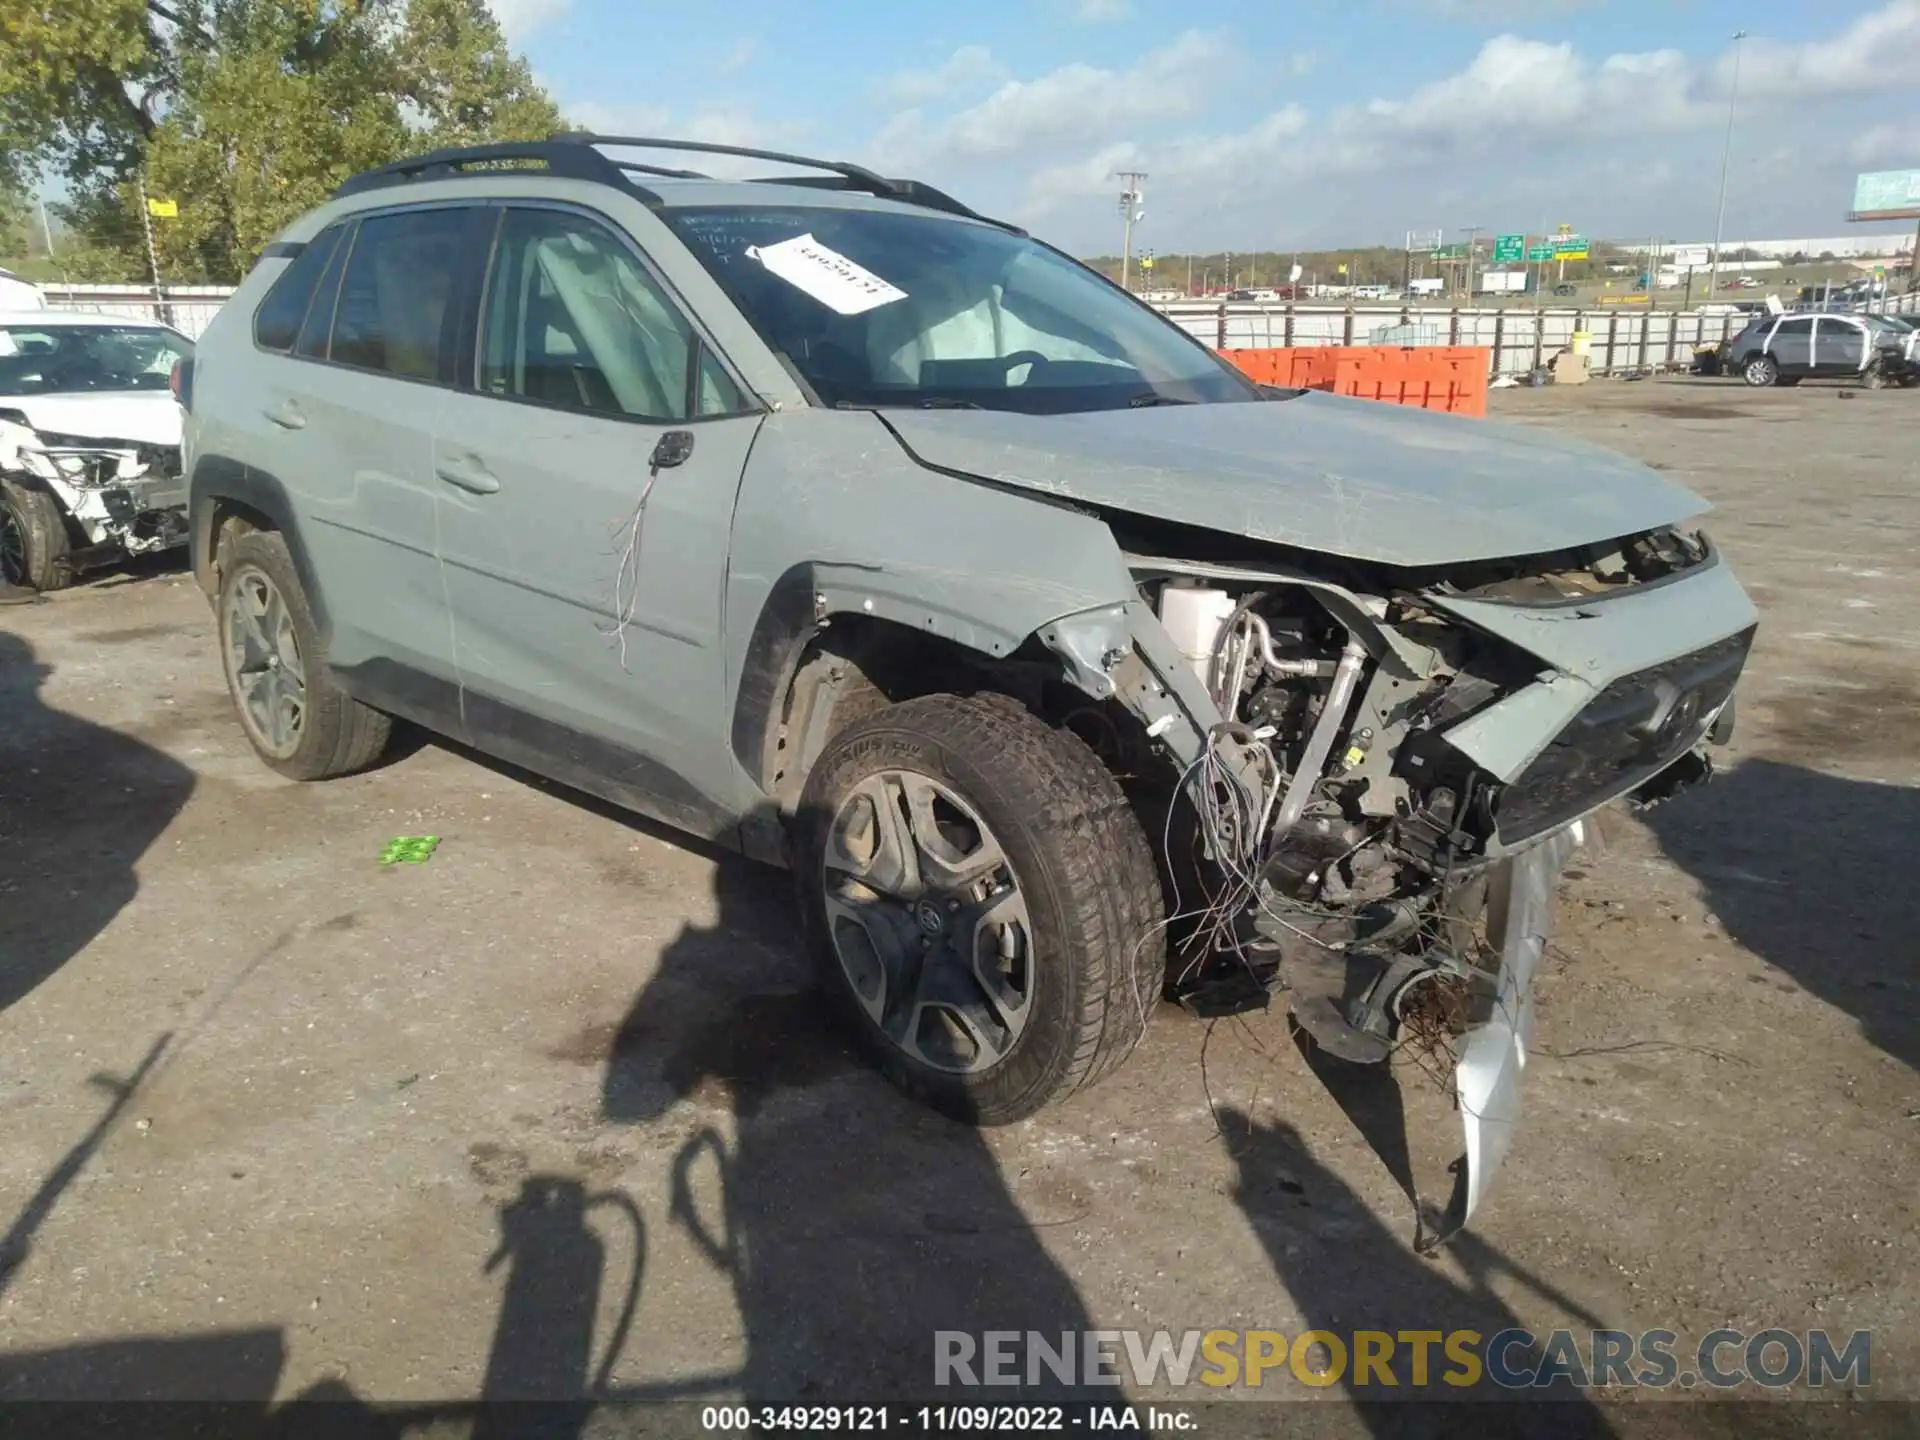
1491;626;1755;845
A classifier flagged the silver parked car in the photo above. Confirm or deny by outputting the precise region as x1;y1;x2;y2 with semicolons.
183;137;1756;1233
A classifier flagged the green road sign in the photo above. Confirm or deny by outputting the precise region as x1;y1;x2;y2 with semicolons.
1525;243;1556;261
1492;233;1525;263
1551;234;1590;259
1431;243;1469;259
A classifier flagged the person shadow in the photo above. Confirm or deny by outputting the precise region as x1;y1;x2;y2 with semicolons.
0;629;195;1015
598;848;1107;1404
1219;1107;1615;1437
1638;757;1918;1073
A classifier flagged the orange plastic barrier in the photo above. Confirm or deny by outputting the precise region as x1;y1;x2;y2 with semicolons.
1222;346;1490;418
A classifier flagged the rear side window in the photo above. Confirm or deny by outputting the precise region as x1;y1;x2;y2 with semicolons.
1774;318;1814;337
329;208;471;381
253;225;345;352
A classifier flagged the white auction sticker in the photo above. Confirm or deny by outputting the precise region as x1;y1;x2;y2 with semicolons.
745;233;908;315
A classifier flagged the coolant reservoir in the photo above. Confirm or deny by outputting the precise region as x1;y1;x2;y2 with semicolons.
1158;586;1237;684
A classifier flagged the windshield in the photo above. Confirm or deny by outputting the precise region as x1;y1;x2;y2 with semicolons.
1866;315;1913;334
669;205;1259;413
0;324;192;396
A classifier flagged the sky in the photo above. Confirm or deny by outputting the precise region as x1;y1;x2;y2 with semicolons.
495;0;1920;255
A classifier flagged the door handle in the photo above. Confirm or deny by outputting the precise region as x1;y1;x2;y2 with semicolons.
649;430;694;474
263;400;306;431
436;453;500;495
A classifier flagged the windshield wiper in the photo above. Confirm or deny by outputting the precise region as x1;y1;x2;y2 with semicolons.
1127;392;1192;407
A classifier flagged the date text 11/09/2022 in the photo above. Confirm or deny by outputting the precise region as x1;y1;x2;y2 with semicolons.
701;1407;1192;1432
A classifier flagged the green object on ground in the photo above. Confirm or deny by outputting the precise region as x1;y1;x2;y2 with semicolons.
380;836;441;865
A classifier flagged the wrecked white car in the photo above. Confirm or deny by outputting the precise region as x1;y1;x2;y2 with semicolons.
0;313;193;590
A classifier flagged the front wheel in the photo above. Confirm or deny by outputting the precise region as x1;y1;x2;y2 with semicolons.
0;481;71;591
796;693;1164;1124
1742;355;1779;387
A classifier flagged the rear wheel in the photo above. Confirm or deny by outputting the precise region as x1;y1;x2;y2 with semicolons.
796;693;1164;1124
1742;355;1779;387
217;530;391;779
0;481;71;591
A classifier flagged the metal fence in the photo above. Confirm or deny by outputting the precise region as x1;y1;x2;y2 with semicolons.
1159;290;1920;376
35;281;1920;373
42;283;236;339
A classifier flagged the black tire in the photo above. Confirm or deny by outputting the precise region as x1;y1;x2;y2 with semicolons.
217;530;391;780
1741;355;1778;387
0;481;72;591
1863;364;1888;391
796;692;1165;1124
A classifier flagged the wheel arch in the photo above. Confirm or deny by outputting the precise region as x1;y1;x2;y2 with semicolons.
188;457;330;643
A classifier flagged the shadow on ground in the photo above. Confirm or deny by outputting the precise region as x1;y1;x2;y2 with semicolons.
0;630;194;1014
1641;758;1919;1072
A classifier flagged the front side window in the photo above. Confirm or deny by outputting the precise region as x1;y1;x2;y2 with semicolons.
480;208;742;421
329;208;471;381
1773;318;1815;338
669;204;1260;413
0;325;192;396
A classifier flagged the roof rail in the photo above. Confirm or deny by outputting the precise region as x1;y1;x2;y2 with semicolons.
571;135;1019;230
331;139;661;200
332;134;1016;230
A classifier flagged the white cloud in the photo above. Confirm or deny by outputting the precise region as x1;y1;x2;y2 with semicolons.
718;37;758;77
977;4;1920;247
488;0;569;44
877;46;1010;108
874;30;1231;168
1075;0;1132;21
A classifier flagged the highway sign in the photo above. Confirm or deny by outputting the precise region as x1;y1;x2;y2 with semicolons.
1849;169;1920;222
1431;243;1469;259
1492;233;1525;264
1525;243;1555;261
1551;234;1590;260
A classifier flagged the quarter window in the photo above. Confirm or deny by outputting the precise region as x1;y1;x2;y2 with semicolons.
328;208;471;381
253;225;344;352
479;209;740;421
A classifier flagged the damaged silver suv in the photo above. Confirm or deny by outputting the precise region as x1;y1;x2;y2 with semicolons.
183;138;1755;1232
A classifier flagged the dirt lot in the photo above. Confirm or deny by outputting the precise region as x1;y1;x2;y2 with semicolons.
0;377;1915;1427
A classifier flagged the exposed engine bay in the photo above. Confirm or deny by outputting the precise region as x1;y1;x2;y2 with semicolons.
1052;525;1755;1240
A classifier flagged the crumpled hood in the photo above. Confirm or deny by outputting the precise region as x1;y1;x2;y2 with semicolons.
0;392;182;448
879;391;1708;567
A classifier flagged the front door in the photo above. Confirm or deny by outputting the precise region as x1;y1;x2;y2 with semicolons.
1812;317;1867;375
435;204;765;836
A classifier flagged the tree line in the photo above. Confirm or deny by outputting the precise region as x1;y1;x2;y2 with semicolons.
1;0;564;285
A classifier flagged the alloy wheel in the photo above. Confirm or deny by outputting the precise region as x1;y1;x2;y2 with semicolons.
223;565;308;759
820;769;1035;1076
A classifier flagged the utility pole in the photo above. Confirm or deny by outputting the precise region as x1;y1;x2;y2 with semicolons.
1186;252;1193;296
133;167;169;326
1460;225;1482;300
1707;30;1749;302
1114;171;1147;292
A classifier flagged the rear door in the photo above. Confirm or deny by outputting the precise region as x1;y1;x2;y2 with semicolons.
1812;317;1867;375
250;204;485;712
1766;316;1815;374
434;203;765;836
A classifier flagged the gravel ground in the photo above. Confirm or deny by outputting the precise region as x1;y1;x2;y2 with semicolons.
0;376;1914;1429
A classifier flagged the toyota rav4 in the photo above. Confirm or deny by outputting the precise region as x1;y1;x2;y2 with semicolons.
182;137;1757;1236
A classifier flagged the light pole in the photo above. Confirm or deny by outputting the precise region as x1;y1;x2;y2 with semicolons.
1707;30;1749;299
1114;171;1147;291
1459;225;1482;299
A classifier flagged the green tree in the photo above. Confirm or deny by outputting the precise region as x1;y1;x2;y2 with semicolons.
2;0;565;283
